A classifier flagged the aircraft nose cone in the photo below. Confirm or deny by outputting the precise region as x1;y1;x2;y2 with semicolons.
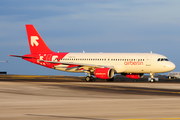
165;62;176;71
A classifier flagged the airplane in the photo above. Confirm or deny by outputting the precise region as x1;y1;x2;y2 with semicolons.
10;24;176;82
167;72;180;79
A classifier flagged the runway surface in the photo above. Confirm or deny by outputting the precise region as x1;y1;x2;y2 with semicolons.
1;80;180;120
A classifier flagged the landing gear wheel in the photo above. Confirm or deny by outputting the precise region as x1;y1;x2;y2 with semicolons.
85;76;91;82
90;76;95;81
150;79;155;82
85;76;94;82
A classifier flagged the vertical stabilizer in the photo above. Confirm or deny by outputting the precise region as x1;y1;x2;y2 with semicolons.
26;24;53;54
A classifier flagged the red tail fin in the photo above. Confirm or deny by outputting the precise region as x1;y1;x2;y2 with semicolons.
26;24;53;54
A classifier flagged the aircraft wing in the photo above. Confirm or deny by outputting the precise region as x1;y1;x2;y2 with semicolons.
38;60;114;69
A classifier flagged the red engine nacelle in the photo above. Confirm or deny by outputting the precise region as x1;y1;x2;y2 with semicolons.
95;68;114;79
122;73;144;79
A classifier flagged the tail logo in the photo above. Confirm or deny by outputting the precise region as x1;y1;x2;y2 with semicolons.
31;36;39;46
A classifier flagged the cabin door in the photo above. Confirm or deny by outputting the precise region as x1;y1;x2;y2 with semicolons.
146;55;152;66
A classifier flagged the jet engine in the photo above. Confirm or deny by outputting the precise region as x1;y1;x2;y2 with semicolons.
94;68;114;79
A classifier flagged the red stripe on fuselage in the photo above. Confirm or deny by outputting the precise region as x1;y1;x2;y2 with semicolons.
67;65;79;68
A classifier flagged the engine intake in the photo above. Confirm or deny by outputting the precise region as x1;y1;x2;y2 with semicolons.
95;68;114;79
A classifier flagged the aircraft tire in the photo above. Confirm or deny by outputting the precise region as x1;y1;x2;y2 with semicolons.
85;76;91;82
85;76;94;82
150;79;155;82
90;76;95;81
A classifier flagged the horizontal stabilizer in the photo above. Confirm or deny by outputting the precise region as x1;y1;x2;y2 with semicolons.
9;55;37;59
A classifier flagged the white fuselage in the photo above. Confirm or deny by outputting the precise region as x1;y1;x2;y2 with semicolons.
53;53;175;74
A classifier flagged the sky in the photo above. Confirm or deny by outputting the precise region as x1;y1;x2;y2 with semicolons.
0;0;180;76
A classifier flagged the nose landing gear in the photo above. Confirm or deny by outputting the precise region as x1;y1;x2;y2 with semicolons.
150;73;155;82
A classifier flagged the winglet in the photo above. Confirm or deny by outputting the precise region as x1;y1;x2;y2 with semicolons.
26;24;53;54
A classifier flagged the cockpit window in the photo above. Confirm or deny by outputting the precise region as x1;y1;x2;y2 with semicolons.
157;58;169;61
164;58;169;61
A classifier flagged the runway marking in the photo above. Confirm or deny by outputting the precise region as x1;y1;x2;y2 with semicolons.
120;118;180;120
120;119;152;120
172;92;180;94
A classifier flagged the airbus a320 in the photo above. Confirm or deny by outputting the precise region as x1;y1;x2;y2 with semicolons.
10;25;176;82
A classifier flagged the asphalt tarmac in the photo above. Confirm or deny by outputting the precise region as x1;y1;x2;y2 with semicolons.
1;79;180;120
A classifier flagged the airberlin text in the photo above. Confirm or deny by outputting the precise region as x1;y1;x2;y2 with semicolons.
124;61;143;65
95;73;106;75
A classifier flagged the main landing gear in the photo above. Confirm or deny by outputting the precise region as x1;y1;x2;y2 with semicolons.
85;76;94;82
85;76;114;82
